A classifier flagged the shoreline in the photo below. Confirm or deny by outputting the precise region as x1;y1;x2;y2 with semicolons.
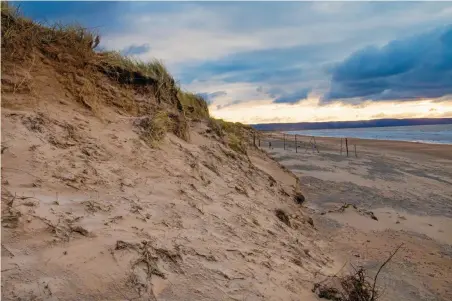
289;134;452;146
264;132;452;160
271;129;452;145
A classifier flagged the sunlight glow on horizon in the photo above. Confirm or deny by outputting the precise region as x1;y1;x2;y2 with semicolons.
209;98;452;124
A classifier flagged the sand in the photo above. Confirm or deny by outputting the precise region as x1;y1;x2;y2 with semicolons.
1;95;340;301
3;97;452;301
1;40;346;300
2;61;451;300
263;133;452;301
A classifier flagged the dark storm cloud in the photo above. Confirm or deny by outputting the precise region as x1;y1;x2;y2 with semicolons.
272;88;311;104
324;25;452;103
197;91;227;104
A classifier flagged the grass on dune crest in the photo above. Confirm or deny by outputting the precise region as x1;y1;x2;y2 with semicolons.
208;118;255;154
1;1;254;151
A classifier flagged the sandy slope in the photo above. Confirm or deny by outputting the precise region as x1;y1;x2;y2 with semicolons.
263;134;452;301
0;95;338;300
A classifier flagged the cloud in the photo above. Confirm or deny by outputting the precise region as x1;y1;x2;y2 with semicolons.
273;88;311;104
197;91;227;104
122;44;151;56
15;1;452;122
216;100;242;110
324;25;452;103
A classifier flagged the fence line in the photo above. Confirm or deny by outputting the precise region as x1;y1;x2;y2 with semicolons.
252;132;359;157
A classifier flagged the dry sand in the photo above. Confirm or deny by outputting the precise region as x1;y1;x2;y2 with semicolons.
2;66;451;300
263;134;452;301
1;39;343;300
1;95;340;301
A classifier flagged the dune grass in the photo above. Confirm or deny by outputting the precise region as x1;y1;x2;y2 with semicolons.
98;51;175;88
135;111;172;145
208;118;253;154
1;2;98;63
99;52;209;119
177;89;210;119
1;1;244;148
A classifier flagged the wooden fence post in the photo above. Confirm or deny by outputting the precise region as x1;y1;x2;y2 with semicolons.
340;138;343;155
283;134;286;150
313;136;319;153
253;132;256;147
295;135;298;153
345;138;349;157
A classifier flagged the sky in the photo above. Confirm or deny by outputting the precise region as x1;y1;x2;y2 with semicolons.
14;1;452;124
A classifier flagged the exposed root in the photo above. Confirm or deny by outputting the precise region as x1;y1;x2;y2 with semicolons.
325;203;378;221
82;198;112;213
1;192;21;228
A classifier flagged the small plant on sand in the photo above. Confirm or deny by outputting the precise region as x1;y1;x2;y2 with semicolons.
135;111;171;145
168;112;190;142
313;244;403;301
208;118;225;137
228;133;247;154
135;110;190;145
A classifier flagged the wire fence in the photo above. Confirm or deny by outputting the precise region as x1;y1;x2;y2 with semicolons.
252;132;359;158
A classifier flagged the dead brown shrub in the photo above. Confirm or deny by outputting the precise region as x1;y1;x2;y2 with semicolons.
313;245;403;301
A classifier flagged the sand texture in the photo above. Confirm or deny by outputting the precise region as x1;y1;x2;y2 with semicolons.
1;97;336;301
263;133;452;301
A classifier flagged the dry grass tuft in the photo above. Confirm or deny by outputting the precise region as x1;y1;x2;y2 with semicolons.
135;111;171;145
168;112;190;142
135;111;190;146
208;118;225;138
177;89;209;119
228;133;247;154
208;118;255;154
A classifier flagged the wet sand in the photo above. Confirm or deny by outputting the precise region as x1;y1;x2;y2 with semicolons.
262;134;452;301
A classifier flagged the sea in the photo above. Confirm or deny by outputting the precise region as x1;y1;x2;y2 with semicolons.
287;124;452;145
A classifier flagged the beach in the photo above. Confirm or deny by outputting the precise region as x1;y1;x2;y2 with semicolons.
263;133;452;301
3;3;452;300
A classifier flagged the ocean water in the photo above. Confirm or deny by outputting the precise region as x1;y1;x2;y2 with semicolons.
287;124;452;144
